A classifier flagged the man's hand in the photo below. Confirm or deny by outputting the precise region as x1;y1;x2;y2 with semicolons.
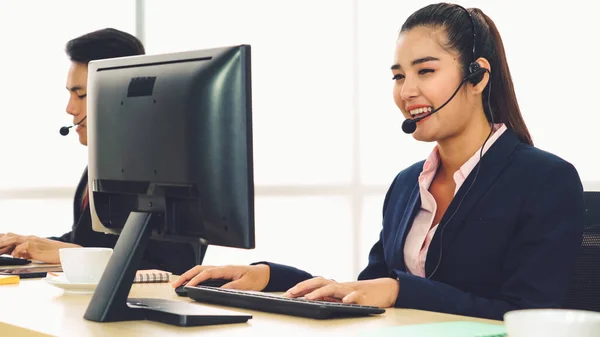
283;277;400;308
0;233;81;263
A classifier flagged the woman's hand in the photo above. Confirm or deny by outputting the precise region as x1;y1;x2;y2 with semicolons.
173;264;271;291
283;276;400;308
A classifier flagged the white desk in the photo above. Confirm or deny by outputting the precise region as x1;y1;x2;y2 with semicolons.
0;278;501;337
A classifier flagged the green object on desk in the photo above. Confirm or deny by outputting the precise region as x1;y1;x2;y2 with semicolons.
359;321;506;337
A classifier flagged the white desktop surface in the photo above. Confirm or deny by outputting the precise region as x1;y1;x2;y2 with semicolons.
0;277;502;337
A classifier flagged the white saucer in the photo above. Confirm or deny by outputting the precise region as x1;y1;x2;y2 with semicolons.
43;273;97;294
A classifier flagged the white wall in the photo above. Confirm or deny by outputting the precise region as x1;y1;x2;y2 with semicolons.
0;0;597;280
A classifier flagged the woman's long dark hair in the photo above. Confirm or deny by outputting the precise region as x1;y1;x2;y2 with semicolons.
401;3;533;145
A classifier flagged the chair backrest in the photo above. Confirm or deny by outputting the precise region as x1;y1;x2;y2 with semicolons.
562;191;600;312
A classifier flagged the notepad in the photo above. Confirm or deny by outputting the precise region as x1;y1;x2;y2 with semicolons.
359;321;506;337
134;269;172;283
0;275;20;285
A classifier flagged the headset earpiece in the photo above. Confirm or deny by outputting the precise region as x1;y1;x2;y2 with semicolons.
468;61;480;74
466;61;486;85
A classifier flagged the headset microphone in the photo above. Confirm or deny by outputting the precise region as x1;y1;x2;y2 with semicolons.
59;116;87;136
401;65;487;134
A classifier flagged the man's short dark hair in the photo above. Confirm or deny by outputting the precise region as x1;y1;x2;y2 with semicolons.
65;28;145;64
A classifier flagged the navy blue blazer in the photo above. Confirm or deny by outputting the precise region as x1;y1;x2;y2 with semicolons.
256;128;585;320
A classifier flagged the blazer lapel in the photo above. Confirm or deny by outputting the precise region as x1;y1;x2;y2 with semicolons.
424;129;521;277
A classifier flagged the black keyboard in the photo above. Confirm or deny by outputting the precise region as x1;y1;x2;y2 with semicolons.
0;255;31;266
184;285;385;319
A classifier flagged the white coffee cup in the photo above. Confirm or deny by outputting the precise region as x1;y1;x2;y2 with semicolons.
59;247;113;284
504;308;600;337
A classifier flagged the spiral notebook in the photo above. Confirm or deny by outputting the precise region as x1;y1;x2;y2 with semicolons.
134;269;172;283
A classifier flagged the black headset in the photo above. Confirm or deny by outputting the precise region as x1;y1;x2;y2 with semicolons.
462;6;487;86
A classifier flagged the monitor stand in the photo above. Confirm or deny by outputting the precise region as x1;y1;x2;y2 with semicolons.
83;211;252;327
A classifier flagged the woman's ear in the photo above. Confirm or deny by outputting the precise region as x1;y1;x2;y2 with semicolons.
470;57;491;94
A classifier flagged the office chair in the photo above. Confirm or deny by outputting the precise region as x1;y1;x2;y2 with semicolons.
562;191;600;312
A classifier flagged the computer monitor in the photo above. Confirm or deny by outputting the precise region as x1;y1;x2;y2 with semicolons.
83;45;255;327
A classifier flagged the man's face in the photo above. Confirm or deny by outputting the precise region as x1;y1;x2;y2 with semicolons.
65;62;88;145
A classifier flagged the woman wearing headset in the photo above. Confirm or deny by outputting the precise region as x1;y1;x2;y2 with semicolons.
173;3;584;320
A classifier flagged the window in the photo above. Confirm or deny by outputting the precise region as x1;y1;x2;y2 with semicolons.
143;0;370;280
143;0;355;186
203;196;355;281
0;199;73;237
